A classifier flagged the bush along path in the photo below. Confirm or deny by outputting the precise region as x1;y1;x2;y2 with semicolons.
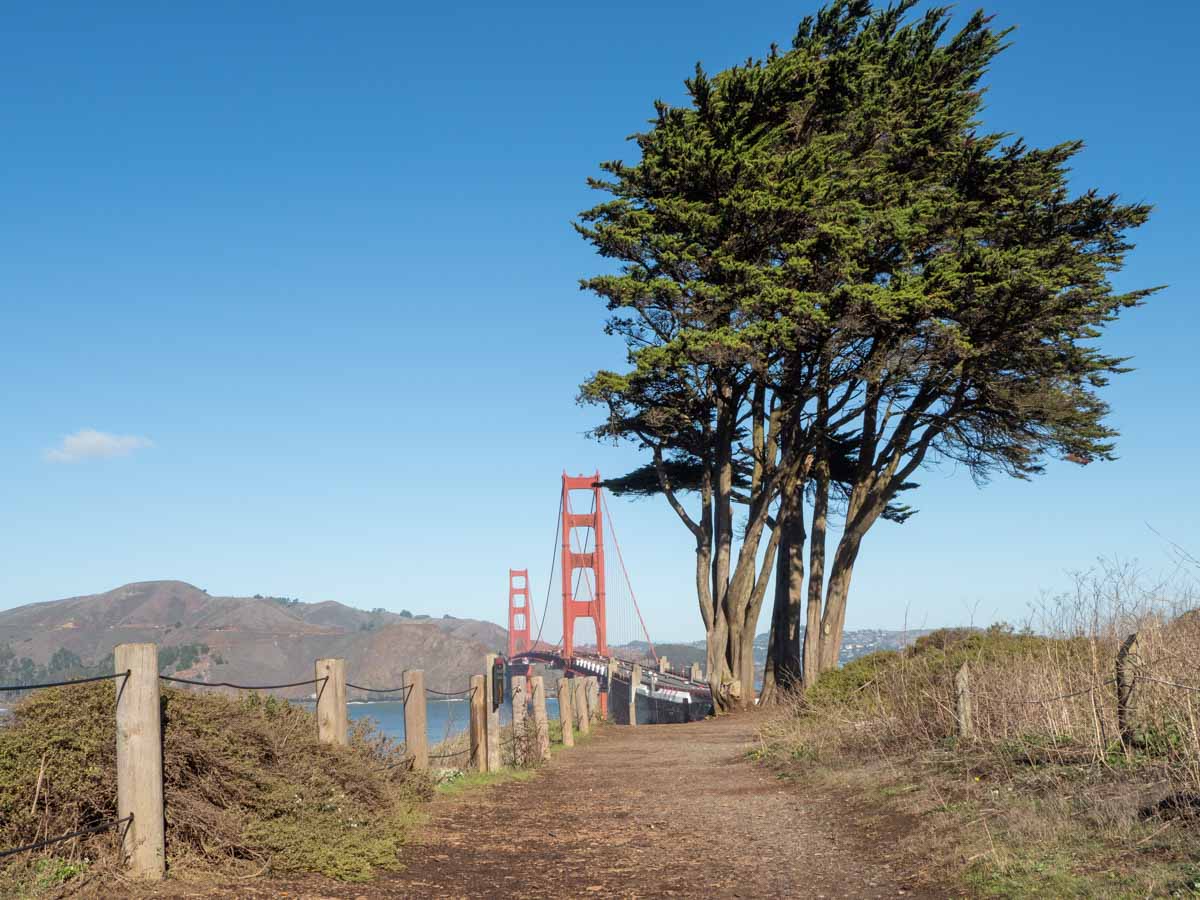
172;716;947;899
0;683;427;898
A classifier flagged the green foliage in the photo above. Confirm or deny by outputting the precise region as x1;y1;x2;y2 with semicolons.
0;858;92;897
260;595;301;607
905;623;1069;671
0;643;113;690
805;650;900;707
576;0;1159;674
0;684;427;890
157;642;210;673
360;609;396;631
580;0;1157;484
999;732;1082;767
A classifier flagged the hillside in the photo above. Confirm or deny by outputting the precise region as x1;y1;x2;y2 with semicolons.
0;581;508;698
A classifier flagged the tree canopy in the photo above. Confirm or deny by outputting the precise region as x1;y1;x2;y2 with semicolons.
577;0;1157;706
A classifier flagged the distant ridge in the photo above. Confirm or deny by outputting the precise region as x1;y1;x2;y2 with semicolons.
0;581;508;697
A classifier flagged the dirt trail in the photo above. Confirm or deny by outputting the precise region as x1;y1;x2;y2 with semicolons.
392;714;942;899
189;715;943;899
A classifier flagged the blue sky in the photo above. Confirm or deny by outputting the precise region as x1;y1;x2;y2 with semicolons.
1;1;1196;641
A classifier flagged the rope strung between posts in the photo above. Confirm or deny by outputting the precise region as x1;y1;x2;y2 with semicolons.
346;682;414;700
1132;675;1200;693
0;670;130;692
159;674;329;692
0;814;133;860
427;748;471;761
425;686;471;697
1003;678;1116;705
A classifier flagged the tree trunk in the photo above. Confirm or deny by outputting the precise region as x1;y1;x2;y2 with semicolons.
817;531;863;672
802;460;829;685
766;488;806;696
742;525;781;705
706;607;732;709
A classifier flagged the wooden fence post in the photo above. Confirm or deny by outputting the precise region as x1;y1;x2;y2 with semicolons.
690;662;702;682
484;654;501;772
511;677;527;767
574;678;590;735
114;643;165;881
1116;631;1139;750
469;674;486;772
315;658;348;746
531;676;551;761
557;678;575;748
403;669;428;771
629;663;641;726
955;663;973;741
586;676;600;722
609;657;619;724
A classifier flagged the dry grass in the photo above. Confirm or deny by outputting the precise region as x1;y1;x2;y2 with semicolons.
0;685;431;896
756;562;1200;897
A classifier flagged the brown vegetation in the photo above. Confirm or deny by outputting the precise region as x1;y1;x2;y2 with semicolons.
756;565;1200;896
0;684;429;896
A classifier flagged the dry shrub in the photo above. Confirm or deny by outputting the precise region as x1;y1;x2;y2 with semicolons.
501;715;547;769
428;730;472;773
793;562;1200;793
756;561;1200;894
0;683;431;894
426;716;546;773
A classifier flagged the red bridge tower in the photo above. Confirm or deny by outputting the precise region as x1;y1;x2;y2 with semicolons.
561;471;607;659
507;568;531;658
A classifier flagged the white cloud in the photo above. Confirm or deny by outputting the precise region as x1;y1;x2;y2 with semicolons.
45;429;153;463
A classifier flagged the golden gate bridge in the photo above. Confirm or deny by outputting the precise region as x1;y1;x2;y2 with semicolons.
503;472;713;724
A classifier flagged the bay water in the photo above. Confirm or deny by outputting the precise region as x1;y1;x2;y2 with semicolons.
347;696;561;743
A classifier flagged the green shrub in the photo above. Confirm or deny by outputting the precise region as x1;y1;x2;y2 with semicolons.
805;651;900;708
0;684;429;893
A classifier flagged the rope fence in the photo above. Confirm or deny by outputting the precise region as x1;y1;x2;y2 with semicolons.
951;629;1200;748
159;674;328;692
0;815;133;861
424;686;471;697
428;748;472;761
0;670;130;693
0;644;604;878
346;682;413;700
1010;678;1118;705
1135;674;1200;693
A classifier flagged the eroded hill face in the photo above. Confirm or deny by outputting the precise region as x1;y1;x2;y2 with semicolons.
0;581;507;697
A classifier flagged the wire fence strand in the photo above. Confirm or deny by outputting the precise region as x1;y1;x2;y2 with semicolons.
0;815;133;860
0;670;130;693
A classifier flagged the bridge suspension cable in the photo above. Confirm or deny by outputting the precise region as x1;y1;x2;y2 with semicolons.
532;488;563;651
602;489;658;664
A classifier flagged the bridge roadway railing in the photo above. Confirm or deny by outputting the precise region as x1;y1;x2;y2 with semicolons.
508;649;715;725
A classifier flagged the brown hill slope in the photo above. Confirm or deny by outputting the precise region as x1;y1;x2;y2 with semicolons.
0;581;507;698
